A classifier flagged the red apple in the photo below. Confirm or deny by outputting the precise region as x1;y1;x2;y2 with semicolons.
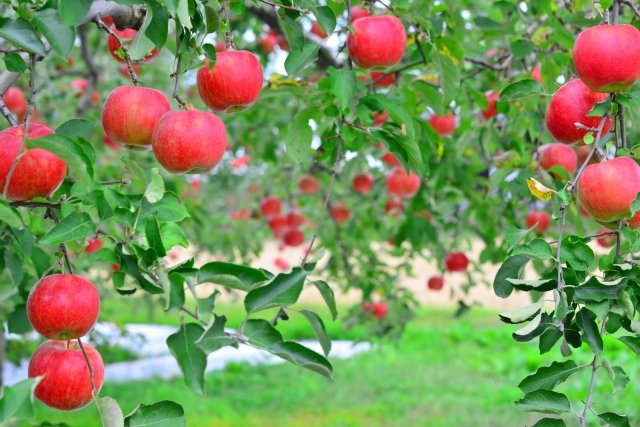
298;175;319;194
575;144;598;166
0;124;66;201
310;21;328;39
231;208;250;220
102;86;170;150
27;274;100;340
370;71;395;87
353;173;374;194
28;340;104;411
71;79;88;92
381;152;400;167
526;211;551;233
347;16;406;68
107;28;159;62
119;63;141;77
482;91;500;120
372;111;388;126
385;197;403;217
350;6;370;22
258;31;278;54
231;155;250;169
386;168;421;198
152;110;227;174
216;41;227;52
373;302;388;319
3;87;27;121
197;51;263;113
596;228;616;248
427;276;444;291
268;215;288;238
539;143;578;177
428;112;456;136
283;228;304;246
102;134;120;151
286;210;305;227
331;203;351;224
577;156;640;222
573;24;640;93
446;252;469;272
261;196;281;217
532;65;542;84
85;237;102;255
545;79;612;144
274;257;290;270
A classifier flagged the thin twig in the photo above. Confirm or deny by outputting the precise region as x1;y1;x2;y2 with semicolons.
579;317;608;427
94;16;141;85
9;201;60;209
621;0;640;17
76;24;100;117
98;179;131;186
46;207;74;275
0;99;16;126
258;0;308;13
171;54;188;109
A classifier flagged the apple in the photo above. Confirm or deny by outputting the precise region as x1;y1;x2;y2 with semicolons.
386;168;421;198
384;197;403;217
216;41;227;52
539;143;578;177
283;228;304;246
578;157;640;222
428;112;456;136
274;257;290;270
331;203;351;224
28;340;104;411
286;210;305;227
310;21;328;39
85;237;102;255
353;173;374;194
298;175;319;194
573;24;640;92
102;86;170;150
231;208;250;220
373;302;388;319
532;65;542;84
0;124;66;201
575;144;599;166
3;87;27;121
258;31;278;54
445;252;469;272
268;215;288;237
71;79;88;92
545;79;612;144
372;111;388;126
231;155;250;169
152;110;227;174
107;28;159;62
102;135;120;151
197;51;263;113
482;91;500;120
381;152;400;167
27;274;100;340
350;6;370;22
526;211;551;233
427;276;444;291
596;228;616;248
370;71;395;87
261;197;281;217
347;16;406;68
120;63;141;77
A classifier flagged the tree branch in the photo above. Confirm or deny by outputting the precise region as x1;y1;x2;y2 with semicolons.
94;16;141;85
0;98;17;126
76;24;100;117
81;1;147;30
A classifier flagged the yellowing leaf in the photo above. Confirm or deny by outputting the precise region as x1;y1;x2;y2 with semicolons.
531;26;552;46
436;141;444;159
268;73;308;89
440;47;460;66
527;177;555;201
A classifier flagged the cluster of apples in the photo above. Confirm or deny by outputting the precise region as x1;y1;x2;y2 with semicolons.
260;196;307;247
425;252;470;292
26;274;104;411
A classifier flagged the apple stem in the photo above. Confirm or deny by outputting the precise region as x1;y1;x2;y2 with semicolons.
76;338;97;397
93;15;142;87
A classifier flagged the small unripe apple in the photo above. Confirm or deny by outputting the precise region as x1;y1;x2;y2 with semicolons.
353;173;374;194
0;124;66;201
482;91;500;120
152;110;227;174
577;156;640;223
3;87;27;120
310;21;328;39
427;276;444;291
27;274;100;340
350;6;371;22
370;71;395;87
445;252;469;272
347;16;406;68
102;86;170;150
372;111;388;126
573;24;640;93
298;175;319;194
331;203;351;224
545;79;611;144
386;168;421;198
428;112;456;136
197;51;263;113
28;340;104;411
539;143;578;177
526;211;551;233
107;28;159;62
283;228;304;246
596;228;616;248
261;197;281;217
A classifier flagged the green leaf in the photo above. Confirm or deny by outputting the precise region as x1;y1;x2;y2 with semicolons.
315;6;336;35
500;79;543;100
269;341;333;378
531;419;566;427
202;43;217;64
58;0;92;27
144;168;165;203
518;360;580;393
40;212;95;245
499;300;543;324
124;401;185;427
285;43;319;75
509;38;535;59
511;239;554;260
300;310;331;356
160;222;189;250
572;277;625;302
597;412;630;427
430;48;460;107
196;315;234;353
146;1;169;50
363;94;417;142
198;262;272;291
328;67;356;111
577;308;603;357
283;108;314;162
493;255;528;298
617;336;640;354
515;390;571;414
4;53;26;72
630;193;640;217
504;224;532;252
56;119;96;140
0;201;22;228
0;18;47;57
128;8;157;61
96;396;124;427
244;267;307;313
204;5;219;33
603;362;629;393
32;9;74;57
145;216;166;257
28;134;95;183
280;16;304;52
166;323;207;394
588;99;612;117
0;378;40;422
243;319;284;348
312;280;337;320
560;238;594;271
4;250;23;286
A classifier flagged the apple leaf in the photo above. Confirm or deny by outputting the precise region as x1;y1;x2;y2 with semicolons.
328;67;356;111
315;6;336;35
146;2;169;50
166;323;207;394
518;360;580;393
196;315;234;353
144;169;165;204
97;396;124;427
531;418;566;427
527;177;555;201
4;53;26;72
124;401;185;427
0;18;47;57
40;212;96;245
57;0;92;27
493;255;528;298
244;267;307;313
283;108;315;162
300;310;331;356
32;9;74;57
0;378;41;422
430;48;460;108
500;79;543;100
198;261;272;291
285;43;319;75
128;7;157;61
0;201;22;228
312;280;337;320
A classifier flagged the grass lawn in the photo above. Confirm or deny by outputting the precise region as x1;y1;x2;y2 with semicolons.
25;298;640;427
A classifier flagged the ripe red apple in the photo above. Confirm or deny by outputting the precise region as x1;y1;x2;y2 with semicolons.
283;228;304;246
261;197;281;217
152;110;227;174
107;28;159;62
386;168;421;198
310;21;328;39
102;86;170;150
347;16;406;68
370;71;395;87
482;91;500;120
216;41;227;52
274;257;290;270
575;144;599;166
286;210;305;227
3;87;27;121
384;197;403;217
545;79;612;144
231;155;250;169
0;124;66;201
197;51;263;113
267;215;288;238
578;156;640;222
331;203;351;225
85;237;102;255
373;302;387;319
596;228;616;248
28;340;104;411
446;252;469;272
71;79;88;92
258;31;278;54
381;152;400;167
350;6;370;22
298;175;319;194
526;211;551;233
372;111;388;126
539;143;578;177
427;276;444;291
573;24;640;93
531;65;542;84
428;112;456;136
353;173;374;194
27;274;100;340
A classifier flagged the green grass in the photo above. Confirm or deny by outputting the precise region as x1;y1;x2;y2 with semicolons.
28;305;640;427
